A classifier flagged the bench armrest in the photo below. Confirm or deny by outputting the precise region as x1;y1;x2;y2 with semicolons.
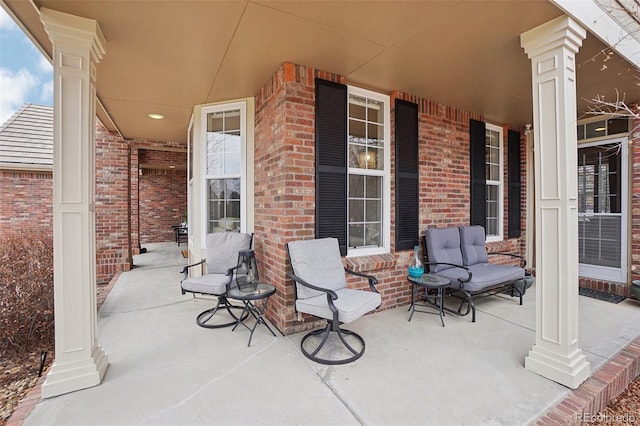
488;252;526;268
424;262;472;283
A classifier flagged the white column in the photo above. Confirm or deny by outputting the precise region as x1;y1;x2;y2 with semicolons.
40;8;108;398
521;16;590;389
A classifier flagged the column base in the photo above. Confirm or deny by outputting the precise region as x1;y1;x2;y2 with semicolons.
41;345;109;398
525;343;590;389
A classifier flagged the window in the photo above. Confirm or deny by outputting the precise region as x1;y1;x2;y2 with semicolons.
203;103;245;233
577;118;629;140
347;87;390;255
485;124;503;241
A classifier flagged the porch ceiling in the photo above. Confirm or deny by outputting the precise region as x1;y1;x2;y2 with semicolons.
4;0;639;144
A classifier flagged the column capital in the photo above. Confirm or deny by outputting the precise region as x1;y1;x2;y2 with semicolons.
521;15;586;59
40;7;106;63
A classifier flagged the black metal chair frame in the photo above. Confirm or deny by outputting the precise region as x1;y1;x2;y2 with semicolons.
180;234;253;329
421;235;526;323
287;244;379;365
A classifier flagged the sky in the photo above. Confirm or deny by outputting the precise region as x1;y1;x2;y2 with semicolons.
0;6;52;125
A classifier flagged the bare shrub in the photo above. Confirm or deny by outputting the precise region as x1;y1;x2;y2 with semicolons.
0;231;54;354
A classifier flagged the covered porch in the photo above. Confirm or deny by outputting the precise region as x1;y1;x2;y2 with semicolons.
15;242;640;425
2;0;640;402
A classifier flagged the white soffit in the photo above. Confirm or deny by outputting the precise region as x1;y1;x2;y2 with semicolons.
552;0;640;69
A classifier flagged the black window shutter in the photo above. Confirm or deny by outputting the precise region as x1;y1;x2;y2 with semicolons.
395;99;419;250
507;129;521;238
315;78;348;255
469;119;486;227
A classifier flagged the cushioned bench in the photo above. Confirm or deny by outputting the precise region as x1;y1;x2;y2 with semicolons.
422;225;526;322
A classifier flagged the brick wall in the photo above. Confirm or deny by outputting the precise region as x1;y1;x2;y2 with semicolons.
0;170;52;233
255;63;527;333
95;123;132;285
139;165;187;243
129;141;187;245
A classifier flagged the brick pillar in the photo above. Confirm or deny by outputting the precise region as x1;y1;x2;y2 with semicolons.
130;147;140;254
95;123;132;284
254;63;345;333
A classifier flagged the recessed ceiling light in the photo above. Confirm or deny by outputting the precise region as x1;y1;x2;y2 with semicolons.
148;113;165;120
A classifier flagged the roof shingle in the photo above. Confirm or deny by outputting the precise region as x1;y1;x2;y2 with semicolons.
0;103;53;170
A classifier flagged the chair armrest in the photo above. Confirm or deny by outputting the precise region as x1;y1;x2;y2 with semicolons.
488;252;527;268
288;272;339;314
424;262;472;283
287;272;339;300
344;268;379;293
180;259;205;281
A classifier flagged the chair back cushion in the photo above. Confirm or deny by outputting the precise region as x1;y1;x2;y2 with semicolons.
459;225;489;266
425;227;463;273
288;238;347;300
205;232;252;274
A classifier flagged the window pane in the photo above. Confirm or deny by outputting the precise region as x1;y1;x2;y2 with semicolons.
349;97;366;120
585;120;606;139
226;201;240;218
226;179;241;199
366;200;381;221
208;112;224;132
367;123;384;146
349;200;364;222
349;144;367;168
365;223;381;246
486;218;497;236
210;201;224;220
607;118;628;135
224;151;241;174
225;133;241;152
349;119;366;139
368;147;383;170
365;176;381;198
349;175;364;198
366;100;383;124
349;224;364;248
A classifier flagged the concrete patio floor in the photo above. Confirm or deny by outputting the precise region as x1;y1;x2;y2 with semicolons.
21;242;640;425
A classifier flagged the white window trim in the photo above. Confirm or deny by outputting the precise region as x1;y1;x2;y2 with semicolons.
346;86;391;257
577;136;628;283
200;101;247;247
485;123;503;243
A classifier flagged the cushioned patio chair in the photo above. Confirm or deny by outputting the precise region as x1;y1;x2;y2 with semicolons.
287;238;381;365
180;232;252;328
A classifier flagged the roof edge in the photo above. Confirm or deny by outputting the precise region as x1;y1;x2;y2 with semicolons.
551;0;640;69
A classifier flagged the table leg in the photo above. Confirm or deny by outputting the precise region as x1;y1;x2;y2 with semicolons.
437;287;445;327
408;283;417;321
232;299;277;347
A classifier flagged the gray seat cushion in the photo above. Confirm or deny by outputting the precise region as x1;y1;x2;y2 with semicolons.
435;263;525;293
288;238;347;300
459;225;489;266
181;273;231;295
295;288;381;324
425;227;463;273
